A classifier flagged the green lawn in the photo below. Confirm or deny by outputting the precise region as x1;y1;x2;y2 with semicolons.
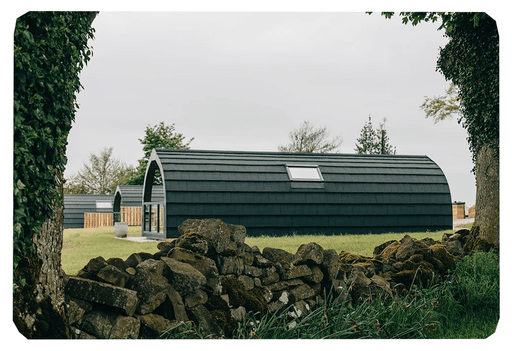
62;226;160;275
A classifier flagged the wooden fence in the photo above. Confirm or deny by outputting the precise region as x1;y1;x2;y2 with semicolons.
84;213;113;228
84;207;143;228
452;203;466;220
120;206;142;226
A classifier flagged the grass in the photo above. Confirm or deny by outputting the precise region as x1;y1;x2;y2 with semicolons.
245;229;454;257
62;226;160;275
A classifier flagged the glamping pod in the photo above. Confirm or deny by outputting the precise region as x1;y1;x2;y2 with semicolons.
142;149;453;240
113;184;164;225
63;194;114;229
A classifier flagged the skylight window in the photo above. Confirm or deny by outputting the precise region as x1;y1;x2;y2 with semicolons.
286;165;323;181
96;201;113;209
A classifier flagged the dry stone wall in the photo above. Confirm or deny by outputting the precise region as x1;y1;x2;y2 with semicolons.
64;218;471;339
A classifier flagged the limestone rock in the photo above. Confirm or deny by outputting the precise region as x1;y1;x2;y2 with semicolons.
184;289;209;308
161;257;207;295
175;232;209;255
66;276;139;316
137;313;184;339
279;264;312;280
97;265;131;288
178;218;246;255
168;247;221;295
293;242;324;265
262;247;295;269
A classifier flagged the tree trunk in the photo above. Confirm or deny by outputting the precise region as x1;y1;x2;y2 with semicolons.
13;174;71;339
464;143;500;252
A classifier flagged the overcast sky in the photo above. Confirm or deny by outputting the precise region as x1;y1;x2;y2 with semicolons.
64;11;478;208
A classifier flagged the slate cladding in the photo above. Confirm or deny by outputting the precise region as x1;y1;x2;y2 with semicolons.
63;194;114;229
143;149;453;239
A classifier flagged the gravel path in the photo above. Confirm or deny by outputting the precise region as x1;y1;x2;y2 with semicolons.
453;217;475;230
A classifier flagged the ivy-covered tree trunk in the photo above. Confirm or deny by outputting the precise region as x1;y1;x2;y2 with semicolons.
13;12;96;338
13;173;71;338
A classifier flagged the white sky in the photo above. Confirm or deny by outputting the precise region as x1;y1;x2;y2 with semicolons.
66;11;477;207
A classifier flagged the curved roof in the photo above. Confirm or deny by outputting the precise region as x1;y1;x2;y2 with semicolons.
144;149;452;238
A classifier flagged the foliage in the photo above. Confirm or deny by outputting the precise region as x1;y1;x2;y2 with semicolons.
13;12;97;282
354;117;396;155
64;147;135;194
377;12;499;163
420;82;460;123
278;120;342;153
127;121;194;185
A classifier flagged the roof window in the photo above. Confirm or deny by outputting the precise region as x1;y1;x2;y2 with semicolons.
286;165;323;181
96;200;113;209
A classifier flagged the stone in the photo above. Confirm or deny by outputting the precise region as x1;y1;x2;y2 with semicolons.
168;247;221;295
71;327;96;339
373;240;398;256
293;242;324;265
137;313;183;339
244;265;263;277
262;272;280;286
215;255;245;276
303;265;324;284
320;249;340;280
429;244;455;271
238;275;255;290
395;235;430;261
266;278;304;292
127;261;171;315
230;306;246;322
184;289;209;308
66;276;138;316
106;257;129;272
253;254;273;268
220;276;268;314
444;239;464;256
97;265;131;288
81;310;112;338
175;232;209;255
187;304;224;338
81;310;140;339
126;267;136;275
82;256;108;276
110;315;140;339
279;264;312;280
65;298;86;326
289;284;316;302
178;218;246;256
157;240;175;254
136;258;167;276
375;241;401;260
262;247;295;269
161;257;207;295
153;285;188;322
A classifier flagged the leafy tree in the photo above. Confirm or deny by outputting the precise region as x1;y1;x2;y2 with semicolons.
13;11;97;338
376;12;499;249
127;121;194;185
278;120;342;153
65;147;135;194
420;82;460;123
355;117;396;155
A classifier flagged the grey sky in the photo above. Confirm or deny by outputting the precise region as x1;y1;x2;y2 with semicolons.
65;11;476;208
